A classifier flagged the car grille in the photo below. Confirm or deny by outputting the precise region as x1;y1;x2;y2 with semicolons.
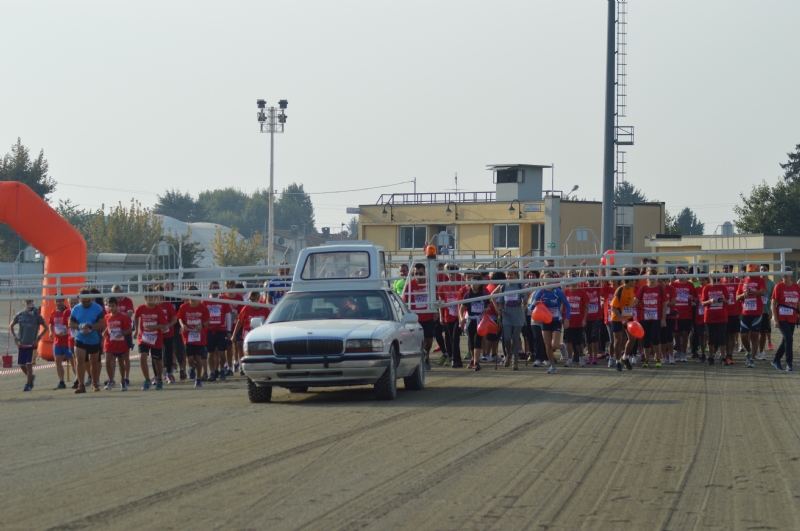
273;339;344;356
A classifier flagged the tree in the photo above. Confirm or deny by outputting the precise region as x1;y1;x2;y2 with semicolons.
615;181;648;204
56;199;94;241
665;210;682;235
209;227;265;267
154;189;206;222
275;183;315;232
0;138;58;260
163;227;205;270
780;143;800;182
734;179;800;235
346;216;359;239
87;200;164;253
673;207;704;235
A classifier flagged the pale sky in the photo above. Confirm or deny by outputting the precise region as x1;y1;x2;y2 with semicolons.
1;0;798;235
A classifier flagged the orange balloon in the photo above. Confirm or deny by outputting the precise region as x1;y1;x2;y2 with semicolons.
603;250;616;266
627;320;644;339
477;314;497;336
531;302;553;324
0;182;87;361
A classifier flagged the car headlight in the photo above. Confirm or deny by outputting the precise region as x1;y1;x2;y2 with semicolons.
345;339;384;353
245;341;273;354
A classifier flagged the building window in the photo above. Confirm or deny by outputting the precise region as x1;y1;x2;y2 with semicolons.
530;224;544;256
615;225;632;251
493;224;520;249
399;226;427;249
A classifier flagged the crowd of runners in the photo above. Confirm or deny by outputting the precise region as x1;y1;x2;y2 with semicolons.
9;274;291;393
398;259;800;374
7;258;800;393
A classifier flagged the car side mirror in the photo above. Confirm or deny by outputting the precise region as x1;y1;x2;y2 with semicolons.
250;317;265;329
401;313;419;326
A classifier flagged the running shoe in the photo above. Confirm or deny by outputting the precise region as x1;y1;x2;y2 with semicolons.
746;359;755;368
708;358;714;366
56;381;66;390
608;358;616;368
208;372;217;382
23;384;31;392
464;353;472;361
30;374;36;389
219;371;226;381
155;379;163;390
787;365;793;372
681;352;689;362
151;377;158;385
623;358;633;370
121;382;127;392
631;355;638;365
768;340;774;350
466;362;475;370
700;354;706;362
473;363;481;372
564;359;573;367
92;383;101;392
194;378;202;387
124;378;130;387
559;344;567;360
179;370;187;381
74;386;86;394
424;358;432;371
546;365;557;374
72;379;79;389
167;374;175;384
142;380;151;390
771;360;783;371
642;362;649;368
725;357;735;365
737;345;745;352
512;363;519;371
173;363;179;372
579;357;586;367
669;355;676;365
436;355;448;366
533;359;542;367
616;361;623;372
592;356;599;365
233;362;240;372
691;352;699;359
655;361;662;368
239;368;245;376
201;373;209;381
598;352;607;360
225;368;234;377
503;356;511;368
543;360;550;367
85;377;92;387
104;381;115;390
189;368;196;380
758;351;767;361
480;355;490;362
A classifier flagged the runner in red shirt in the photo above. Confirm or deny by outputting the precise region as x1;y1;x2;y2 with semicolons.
634;270;668;367
736;265;767;367
692;277;709;361
437;264;465;368
771;267;800;370
671;270;697;361
49;298;73;389
155;286;178;383
103;285;135;390
403;263;435;370
220;280;245;377
204;280;233;382
702;275;730;365
720;266;741;363
563;272;588;367
103;298;133;391
134;291;168;390
177;286;211;387
583;271;603;364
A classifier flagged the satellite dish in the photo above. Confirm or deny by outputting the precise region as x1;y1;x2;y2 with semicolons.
277;237;285;245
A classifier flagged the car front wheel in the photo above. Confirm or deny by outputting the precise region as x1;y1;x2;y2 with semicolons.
248;379;273;403
403;352;425;391
374;346;398;401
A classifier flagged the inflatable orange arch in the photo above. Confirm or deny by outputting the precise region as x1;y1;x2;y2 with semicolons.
0;182;87;360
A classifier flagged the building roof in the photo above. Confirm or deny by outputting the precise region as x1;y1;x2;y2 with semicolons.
486;164;552;170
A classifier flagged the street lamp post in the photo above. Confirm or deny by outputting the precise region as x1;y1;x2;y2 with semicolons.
257;99;288;266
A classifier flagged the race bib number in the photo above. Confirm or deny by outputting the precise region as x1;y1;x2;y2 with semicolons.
471;302;484;314
677;292;689;302
588;303;599;315
69;329;77;339
779;306;795;316
54;324;66;335
743;300;758;312
504;294;519;302
644;310;658;320
110;328;124;341
188;331;201;343
550;307;561;318
414;295;428;304
447;306;458;316
698;306;705;315
142;332;158;345
762;295;769;305
209;306;221;318
622;307;635;316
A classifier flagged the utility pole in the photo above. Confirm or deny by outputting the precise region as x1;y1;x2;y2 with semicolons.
600;0;616;254
256;99;288;266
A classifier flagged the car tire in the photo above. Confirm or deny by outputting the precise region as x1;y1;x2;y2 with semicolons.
403;352;425;391
247;379;273;403
288;386;309;393
374;346;398;401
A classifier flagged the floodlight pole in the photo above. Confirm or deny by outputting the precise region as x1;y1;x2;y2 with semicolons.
257;99;287;267
600;0;616;253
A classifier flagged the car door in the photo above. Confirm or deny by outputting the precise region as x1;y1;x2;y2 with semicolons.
389;292;420;370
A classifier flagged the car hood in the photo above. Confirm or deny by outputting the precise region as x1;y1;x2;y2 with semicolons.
251;320;394;341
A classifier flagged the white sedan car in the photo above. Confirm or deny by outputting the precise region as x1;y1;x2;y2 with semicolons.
242;288;425;402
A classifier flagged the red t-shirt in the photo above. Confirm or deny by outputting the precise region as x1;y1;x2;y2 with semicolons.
603;285;616;325
702;284;728;324
437;282;464;324
671;281;697;320
736;276;767;316
721;279;741;316
773;282;800;323
404;278;435;322
564;288;588;328
134;305;166;348
49;308;72;348
237;305;271;335
104;312;132;354
115;297;135;317
203;299;233;331
177;303;211;346
635;284;666;321
158;301;177;338
221;293;245;312
584;287;602;321
485;283;498;317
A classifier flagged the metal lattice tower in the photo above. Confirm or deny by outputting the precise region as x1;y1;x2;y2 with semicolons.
614;0;634;238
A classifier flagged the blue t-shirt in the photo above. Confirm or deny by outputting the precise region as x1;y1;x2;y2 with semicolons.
267;278;292;305
531;289;571;321
70;302;105;345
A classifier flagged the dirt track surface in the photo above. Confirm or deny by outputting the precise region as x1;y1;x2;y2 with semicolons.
3;357;800;531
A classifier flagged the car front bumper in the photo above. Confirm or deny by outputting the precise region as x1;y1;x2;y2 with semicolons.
241;353;391;388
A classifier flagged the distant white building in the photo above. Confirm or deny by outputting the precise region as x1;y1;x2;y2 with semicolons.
158;215;242;268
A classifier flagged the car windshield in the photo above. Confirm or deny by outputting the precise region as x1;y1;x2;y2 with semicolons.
300;251;370;280
268;290;392;323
